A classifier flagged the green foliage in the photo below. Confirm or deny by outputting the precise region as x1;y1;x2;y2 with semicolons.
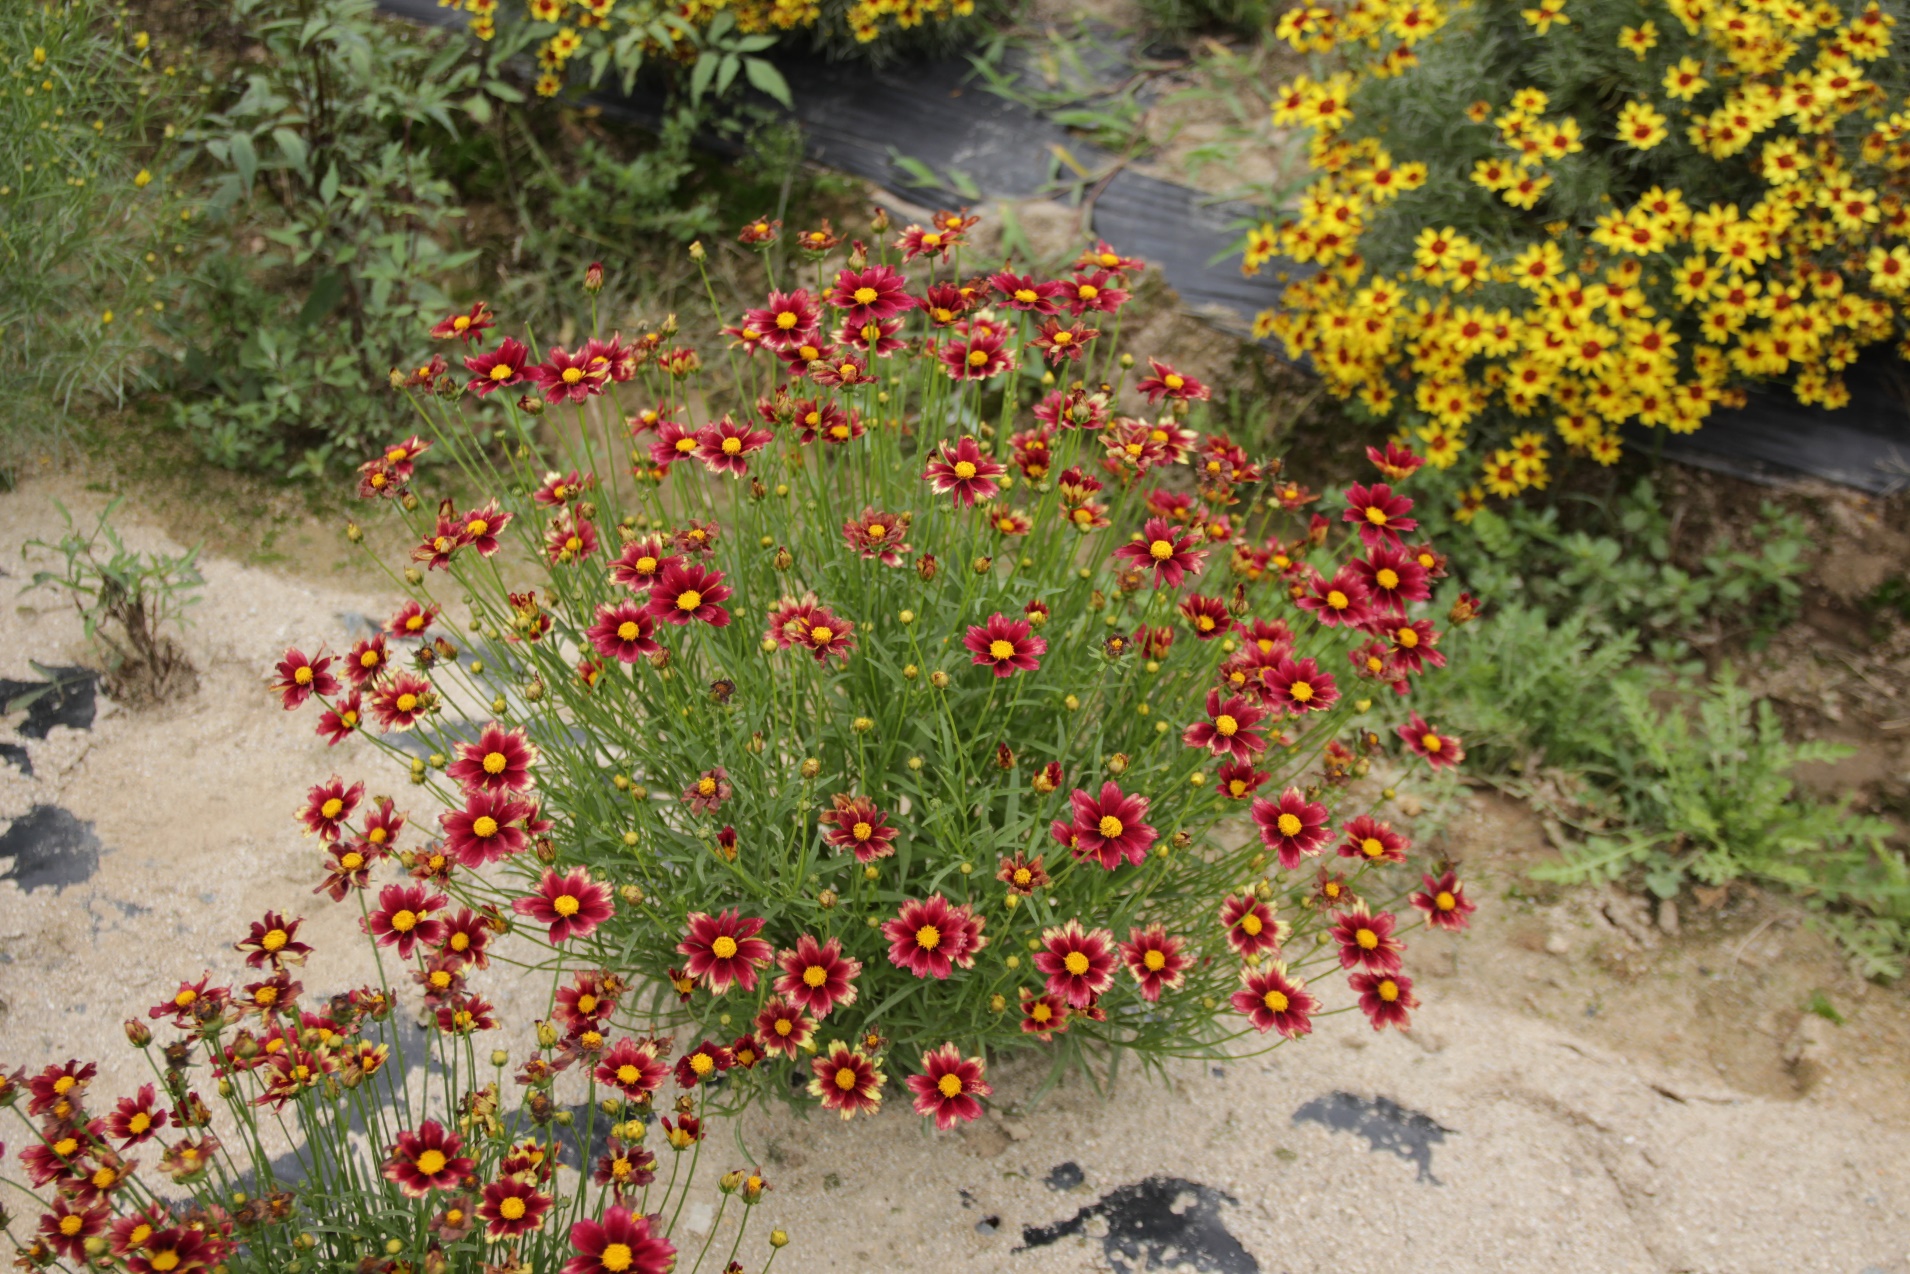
22;498;203;704
168;0;493;477
0;0;202;471
1137;0;1280;37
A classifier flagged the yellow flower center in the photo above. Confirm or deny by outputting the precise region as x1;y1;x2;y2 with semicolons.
1164;373;1184;390
678;590;703;611
562;367;584;384
618;621;639;641
601;1244;635;1272
320;798;344;819
1276;813;1302;837
1098;815;1124;839
59;1215;84;1236
836;1066;858;1091
988;639;1015;660
697;778;716;796
415;1149;447;1175
776;311;798;328
722;436;742;454
1064;951;1090;976
1356;928;1379;950
866;523;886;538
691;1052;715;1075
1423;733;1443;752
391;909;418;932
129;1111;151;1133
676;437;697;453
926;1072;962;1101
953;460;977;479
293;666;314;685
1361;837;1385;858
1377;979;1399;1002
636;555;657;573
1365;506;1388;524
1396;627;1418;648
489;363;514;381
811;625;834;644
712;935;739;960
150;1255;181;1273
1263;989;1289;1012
1215;714;1238;737
1241;913;1264;936
452;316;471;332
467;519;489;537
852;286;877;304
1033;1004;1052;1023
1436;891;1456;911
967;348;990;367
576;993;598;1014
916;924;942;950
553;894;581;917
482;751;509;775
449;932;469;951
262;928;288;951
396;693;418;712
1149;539;1174;560
472;816;499;838
1079;284;1099;299
1326;590;1349;610
803;965;827;988
565;536;582;552
852;821;872;840
1013;868;1032;886
774;1017;794;1035
499;1196;527;1220
1144;949;1167;971
1053;331;1072;344
1377;568;1400;590
1290;681;1314;702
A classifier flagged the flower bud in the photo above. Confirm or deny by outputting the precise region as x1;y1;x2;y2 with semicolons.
848;239;868;270
1106;752;1129;775
972;555;992;575
720;1170;745;1195
744;1172;768;1202
344;521;363;543
389;368;406;390
903;664;918;680
897;609;914;625
124;1019;153;1048
800;757;821;779
852;716;873;734
403;567;424;585
916;553;938;581
929;670;949;689
995;743;1015;770
492;1050;510;1067
989;994;1006;1013
1119;352;1135;368
689;240;705;261
584;260;604;293
818;888;838;909
619;884;645;905
773;545;793;571
536;1021;559;1048
907;756;923;770
518;393;545;416
770;1229;791;1249
870;205;891;233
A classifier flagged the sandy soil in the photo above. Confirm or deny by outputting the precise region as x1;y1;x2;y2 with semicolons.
4;473;1910;1273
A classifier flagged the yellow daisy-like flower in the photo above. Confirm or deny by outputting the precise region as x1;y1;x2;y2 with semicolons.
1616;100;1669;149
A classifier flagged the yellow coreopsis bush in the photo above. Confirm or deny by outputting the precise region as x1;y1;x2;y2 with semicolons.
1250;0;1910;503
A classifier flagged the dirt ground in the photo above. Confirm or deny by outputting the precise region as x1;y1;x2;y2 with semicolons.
4;471;1910;1273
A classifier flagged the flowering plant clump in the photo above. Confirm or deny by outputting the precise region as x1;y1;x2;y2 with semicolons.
1249;0;1910;514
0;913;783;1273
284;209;1474;1131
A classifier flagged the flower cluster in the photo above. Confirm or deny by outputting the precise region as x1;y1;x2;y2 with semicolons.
1252;0;1909;514
1;901;775;1273
276;209;1473;1134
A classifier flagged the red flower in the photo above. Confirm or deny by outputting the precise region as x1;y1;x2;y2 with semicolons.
673;1039;734;1089
883;894;978;980
809;1041;885;1118
827;264;911;325
649;418;702;468
1295;566;1373;628
126;1228;222;1274
1220;892;1286;958
1135;358;1209;403
938;329;1015;380
526;344;609;403
1339;815;1409;864
990;270;1067;314
562;1205;676;1274
544;512;600;565
842;507;910;565
272;647;338;709
1385;619;1445;679
383;1120;472;1197
369;671;435;731
436;908;492;969
464;337;530;395
753;996;817;1058
1178;593;1230;638
38;1199;107;1261
1030;317;1098;363
387;600;440;638
1367;441;1423;479
441;790;531;867
364;883;447;959
743;288;820;349
533;469;593;507
593;1139;658;1198
1261;656;1338;715
774;934;861;1017
1330;907;1405;974
1034;919;1117;1007
1351;545;1431;614
647;562;732;628
1251;788;1332;870
1112;517;1208;589
963;612;1046;677
1231;963;1318;1039
107;1084;168;1148
1216;761;1267;801
907;1042;992;1130
1411;870;1476;931
513;869;614;944
1077;239;1146;272
447;723;538;795
996;851;1049;895
1343;481;1417;549
819;794;898;861
235;910;311;969
594;1038;668;1099
431;301;494;342
676;909;772;994
923;436;1006;506
587;601;662;663
738;216;781;245
480;1177;552;1238
1019;988;1069;1039
1065;269;1129;315
299;777;362;842
1118;925;1189;1001
610;537;679;592
1350;970;1418;1030
1064;781;1156;869
459;503;510;555
898;223;960;260
681;767;731;814
313;687;360;748
791;605;856;664
1398;713;1464;769
1182;689;1268;761
695;416;775;476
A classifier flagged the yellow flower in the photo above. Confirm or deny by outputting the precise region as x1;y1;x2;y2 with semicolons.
134;169;152;188
1616;100;1668;150
1663;57;1709;100
1618;20;1658;56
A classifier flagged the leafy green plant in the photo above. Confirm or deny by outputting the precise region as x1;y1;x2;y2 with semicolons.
0;0;202;471
22;498;204;705
169;0;500;476
1137;0;1280;38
